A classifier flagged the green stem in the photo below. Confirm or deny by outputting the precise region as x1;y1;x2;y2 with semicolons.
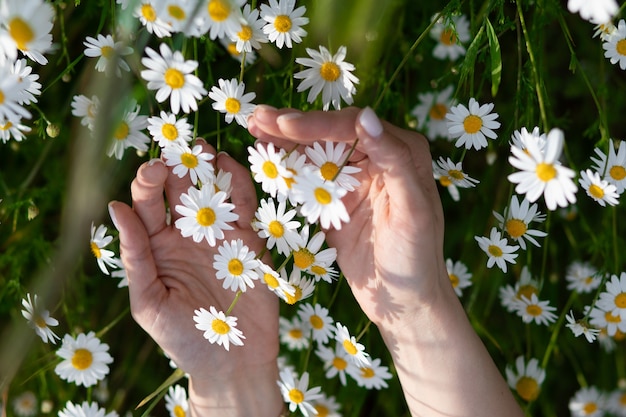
540;292;575;369
226;290;243;315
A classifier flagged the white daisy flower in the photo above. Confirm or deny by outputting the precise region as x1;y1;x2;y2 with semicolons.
12;391;37;417
231;3;268;52
566;310;600;343
20;293;59;344
606;389;626;416
604;19;626;70
83;34;133;77
220;37;257;64
411;85;456;140
277;369;323;417
195;0;246;40
213;239;259;292
248;142;290;198
260;0;308;49
141;43;207;114
568;0;618;24
510;126;547;154
445;259;472;297
283;268;315;305
493;195;547;250
305;141;361;191
309;394;342;417
209;78;256;128
58;401;118;417
569;386;606;417
597;272;626;320
294;45;359;111
514;293;558;326
315;344;350;386
0;68;31;123
111;266;128;288
474;227;519;273
107;101;150;160
254;198;302;256
499;266;541;313
591;139;626;193
0;0;54;65
347;357;393;390
433;157;479;190
566;261;602;293
297;302;334;345
505;356;546;402
134;1;173;38
508;128;577;210
446;98;500;150
279;316;309;351
174;185;238;246
55;331;114;387
594;22;617;41
164;384;188;417
430;14;471;61
90;223;121;275
147;111;193;148
291;226;337;274
161;0;198;35
193;306;245;351
334;322;370;367
0;117;30;143
163;143;215;186
280;148;308;204
71;94;100;131
256;260;296;301
11;58;41;105
579;169;620;206
588;304;625;337
210;168;234;197
307;263;339;284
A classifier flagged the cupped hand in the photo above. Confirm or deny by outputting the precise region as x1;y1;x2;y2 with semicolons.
248;106;449;328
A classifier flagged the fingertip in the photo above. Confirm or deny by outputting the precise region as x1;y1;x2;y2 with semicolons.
357;107;383;139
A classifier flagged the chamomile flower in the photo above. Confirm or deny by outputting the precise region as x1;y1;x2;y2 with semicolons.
141;43;207;114
21;293;60;344
446;98;500;150
430;14;471;61
566;310;600;343
597;272;626;320
334;322;370;367
260;0;308;49
594;22;617;40
83;34;133;77
348;357;393;390
309;394;342;417
213;239;259;292
445;259;472;297
220;37;257;64
211;169;234;196
307;263;339;284
316;344;350;386
508;128;577;210
55;331;114;387
515;293;558;326
174;185;238;246
566;261;602;293
195;0;246;40
163;143;215;185
411;85;456;139
294;45;359;111
277;369;323;417
298;302;334;345
280;148;308;204
256;260;296;301
505;356;546;402
284;268;315;305
591;139;626;193
510;126;547;153
209;78;256;128
580;169;620;206
147;111;193;147
433;157;479;191
568;0;618;24
0;69;31;123
134;1;172;38
193;306;245;351
71;94;100;131
11;58;41;105
161;0;197;35
291;226;337;274
0;117;30;143
291;167;349;230
279;316;309;350
0;0;54;65
475;227;519;273
164;384;188;417
569;386;606;417
58;401;118;417
248;142;290;198
12;391;37;417
604;19;626;70
607;389;626;416
231;4;268;52
107;102;150;160
588;305;625;337
493;195;547;250
254;198;302;255
499;266;541;312
304;141;361;191
90;223;121;275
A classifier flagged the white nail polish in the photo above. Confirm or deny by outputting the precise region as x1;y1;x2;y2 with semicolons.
359;107;383;139
108;202;119;231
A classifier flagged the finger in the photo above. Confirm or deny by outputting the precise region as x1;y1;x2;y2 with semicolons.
216;151;258;229
131;159;169;236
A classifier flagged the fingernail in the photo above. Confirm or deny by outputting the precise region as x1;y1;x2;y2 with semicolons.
108;202;119;230
255;104;278;124
277;112;302;124
359;107;383;139
147;158;165;167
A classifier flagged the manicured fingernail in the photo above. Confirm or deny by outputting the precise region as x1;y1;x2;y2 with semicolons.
359;107;383;139
147;158;165;167
277;112;302;124
255;104;278;124
108;202;119;230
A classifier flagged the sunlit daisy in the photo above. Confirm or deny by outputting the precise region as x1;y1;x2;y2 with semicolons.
71;94;100;131
446;98;500;150
0;117;30;143
83;34;133;77
604;19;626;70
256;260;296;301
279;316;309;351
90;223;121;275
0;0;54;65
12;391;37;417
514;293;558;326
220;37;257;64
260;0;308;49
411;85;456;140
569;386;606;417
254;198;302;255
21;293;60;344
294;45;359;111
305;141;361;191
510;126;547;154
55;331;114;387
445;258;472;297
493;195;547;250
348;357;393;390
193;306;245;351
568;0;618;24
307;262;339;284
213;239;259;292
566;261;602;293
209;78;256;128
58;401;118;417
291;226;337;275
231;3;268;52
606;389;626;417
594;22;617;41
163;143;215;185
134;0;172;38
141;43;207;114
147;111;193;148
508;128;577;210
430;13;471;61
174;185;238;246
566;310;600;343
164;384;188;417
588;304;625;337
0;68;31;123
309;394;342;417
277;369;323;417
195;0;245;40
597;272;626;320
334;322;370;367
579;168;619;206
161;0;197;35
591;139;626;193
433;157;479;197
298;302;334;345
284;268;315;305
280;148;308;204
505;356;546;402
248;142;290;198
475;227;519;273
11;58;41;105
316;344;350;386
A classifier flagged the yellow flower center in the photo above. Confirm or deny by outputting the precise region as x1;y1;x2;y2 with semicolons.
168;5;186;21
487;245;503;257
449;273;459;288
583;402;598;414
288;328;303;339
293;248;315;269
620;392;626;406
227;258;244;276
35;315;47;328
268;220;284;238
100;45;114;58
536;163;556;182
517;285;538;301
162;123;178;140
439;176;452;187
181;152;198;169
616;329;626;341
605;311;621;323
196;207;216;227
343;339;358;356
226;42;239;57
617;39;626;56
309;315;324;329
440;28;457;46
165;68;185;89
463;115;482;134
208;0;230;21
71;348;94;370
0;121;12;130
238;25;253;41
526;304;543;317
320;62;341;82
320;162;339;181
114;122;129;140
262;161;278;178
173;405;186;417
224;97;241;114
332;356;347;370
429;103;447;120
361;367;375;378
588;184;605;200
314;187;332;205
288;388;304;404
310;265;327;276
141;4;157;22
274;15;292;33
263;273;279;289
314;404;329;417
211;318;230;335
90;241;102;259
448;169;464;180
615;292;626;308
516;376;539;401
610;165;626;181
285;286;303;305
9;17;34;50
506;219;527;239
